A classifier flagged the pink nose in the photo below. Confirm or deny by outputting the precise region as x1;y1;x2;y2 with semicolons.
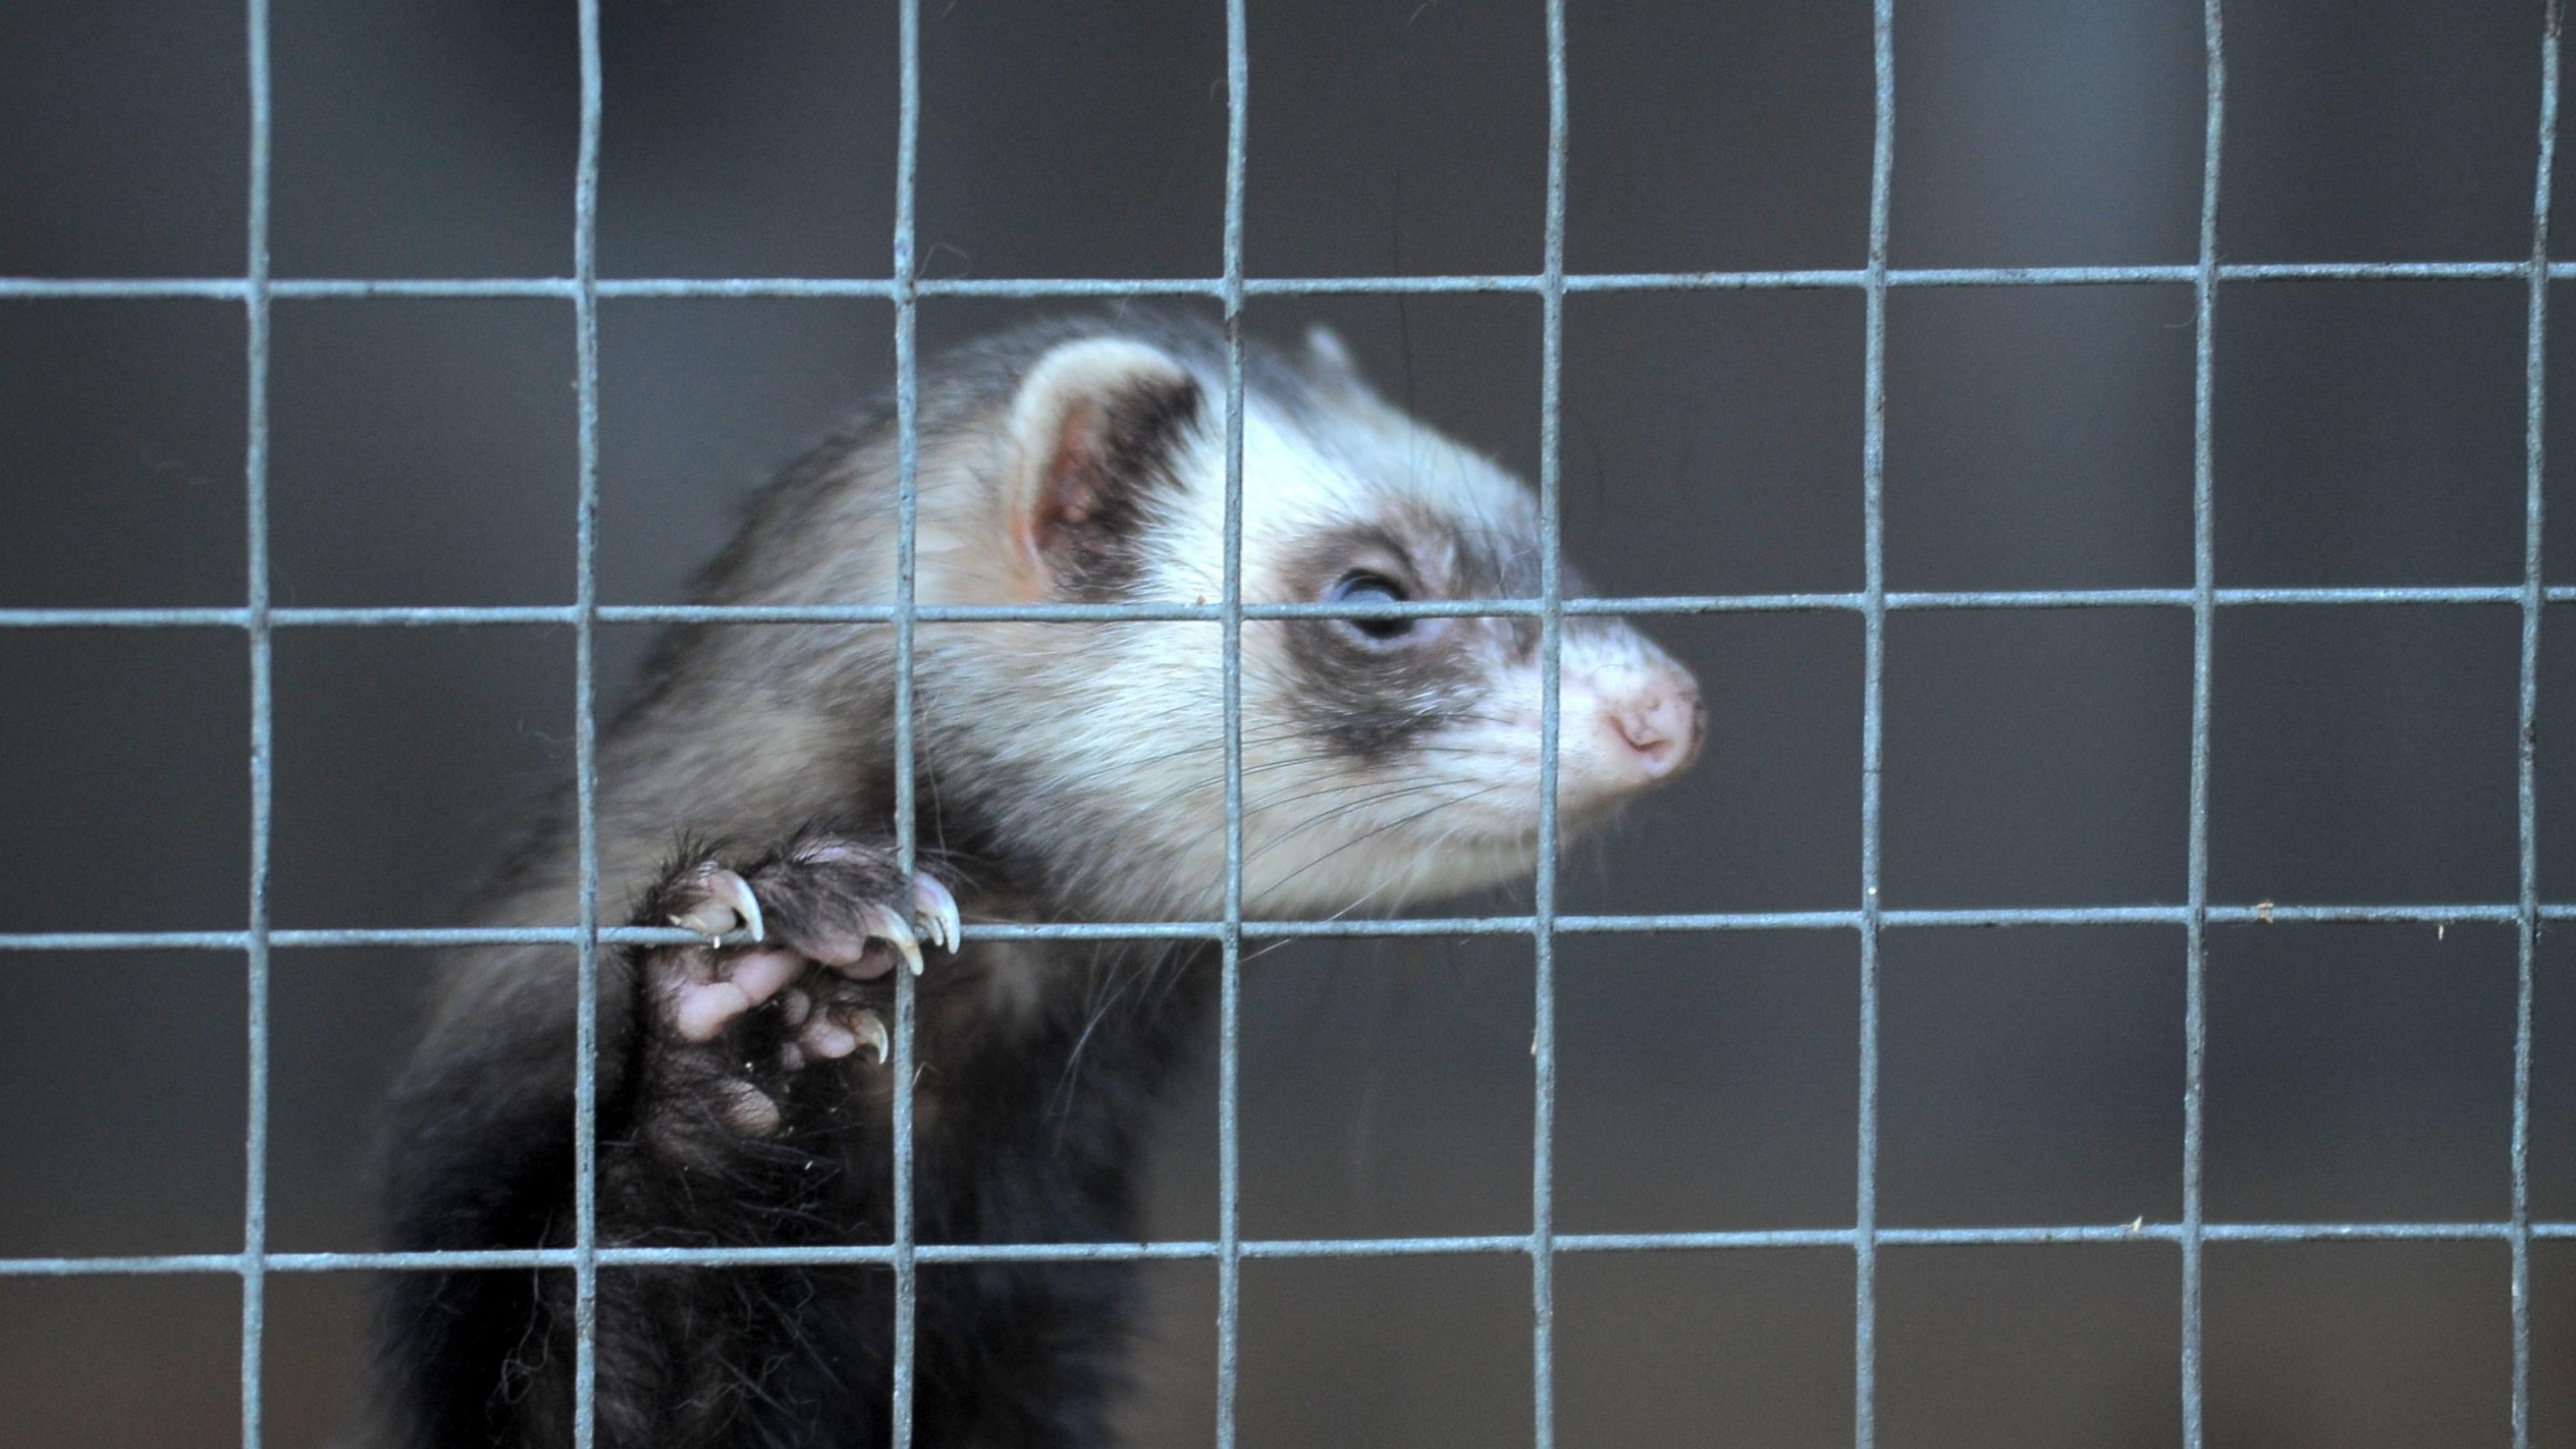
1607;682;1706;781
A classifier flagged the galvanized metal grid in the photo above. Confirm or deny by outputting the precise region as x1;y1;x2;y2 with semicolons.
0;1;2569;1446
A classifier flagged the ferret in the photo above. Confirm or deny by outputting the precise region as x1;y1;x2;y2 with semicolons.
372;313;1704;1449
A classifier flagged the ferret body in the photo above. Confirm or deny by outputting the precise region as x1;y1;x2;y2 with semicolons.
375;315;1703;1448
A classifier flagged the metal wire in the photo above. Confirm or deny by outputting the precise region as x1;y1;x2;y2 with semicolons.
4;3;2563;1445
1853;0;1894;1439
239;1;274;1444
569;1;606;1444
7;1219;2572;1283
15;900;2576;956
17;260;2576;303
2513;11;2564;1449
1530;3;1572;1443
887;0;926;1442
14;586;2576;633
1216;0;1250;1442
2181;3;2225;1445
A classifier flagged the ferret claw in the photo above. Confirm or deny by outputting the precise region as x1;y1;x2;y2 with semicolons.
713;869;765;944
668;865;762;943
912;875;962;953
861;904;925;976
775;987;813;1028
850;1010;891;1065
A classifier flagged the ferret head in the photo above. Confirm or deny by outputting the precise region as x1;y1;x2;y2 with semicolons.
913;318;1703;921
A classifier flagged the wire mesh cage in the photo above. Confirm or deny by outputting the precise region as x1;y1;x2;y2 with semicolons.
1;1;2571;1445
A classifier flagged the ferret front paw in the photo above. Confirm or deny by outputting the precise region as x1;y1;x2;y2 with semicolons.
629;838;960;1140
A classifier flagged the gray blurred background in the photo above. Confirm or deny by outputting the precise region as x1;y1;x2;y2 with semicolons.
4;1;2574;1445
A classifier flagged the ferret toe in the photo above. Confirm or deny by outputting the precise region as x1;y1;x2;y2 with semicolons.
796;905;919;980
845;1008;892;1065
670;976;751;1043
788;1000;892;1066
723;948;804;1009
775;986;814;1028
711;1078;783;1137
800;1015;860;1060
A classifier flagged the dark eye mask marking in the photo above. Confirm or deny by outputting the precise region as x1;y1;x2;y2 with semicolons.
1279;521;1500;763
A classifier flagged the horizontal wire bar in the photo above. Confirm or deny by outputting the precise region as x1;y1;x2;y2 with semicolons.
1;261;2562;305
4;585;2569;631
7;1220;2567;1278
0;902;2543;953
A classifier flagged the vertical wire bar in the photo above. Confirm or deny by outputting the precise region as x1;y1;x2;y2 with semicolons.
2181;5;2224;1445
1854;1;1894;1444
1215;0;1250;1443
240;0;274;1440
570;1;606;1444
1532;1;1571;1445
889;0;924;1441
2514;8;2562;1448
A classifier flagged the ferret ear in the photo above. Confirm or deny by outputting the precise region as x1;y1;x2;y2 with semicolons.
1001;336;1203;595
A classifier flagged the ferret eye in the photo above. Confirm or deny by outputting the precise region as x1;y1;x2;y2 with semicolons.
1328;572;1416;643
